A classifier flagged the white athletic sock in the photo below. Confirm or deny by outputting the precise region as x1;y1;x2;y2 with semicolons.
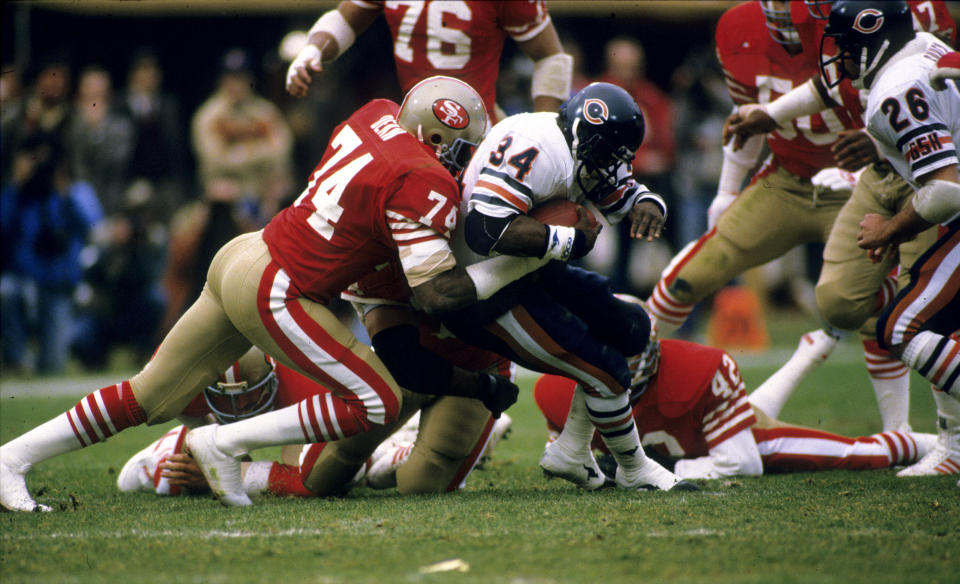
1;413;83;469
551;385;597;456
748;329;836;418
584;392;648;474
214;403;310;457
241;461;275;495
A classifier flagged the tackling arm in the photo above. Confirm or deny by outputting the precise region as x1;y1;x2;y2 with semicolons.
672;428;764;479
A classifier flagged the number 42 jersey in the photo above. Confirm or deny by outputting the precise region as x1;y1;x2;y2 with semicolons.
263;99;461;304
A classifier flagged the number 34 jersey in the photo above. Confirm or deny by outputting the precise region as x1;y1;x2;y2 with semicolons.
263;99;461;304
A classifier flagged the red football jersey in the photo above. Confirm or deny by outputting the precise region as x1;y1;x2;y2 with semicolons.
716;1;864;178
535;340;757;460
355;0;551;121
263;99;461;304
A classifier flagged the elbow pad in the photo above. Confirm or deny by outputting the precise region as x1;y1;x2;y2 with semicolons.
370;325;453;395
464;210;517;256
912;179;960;224
531;53;574;102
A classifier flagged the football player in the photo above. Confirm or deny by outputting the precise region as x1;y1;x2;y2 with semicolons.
533;300;937;480
828;1;960;480
719;0;955;434
0;76;540;512
117;346;509;498
285;0;572;121
434;82;698;493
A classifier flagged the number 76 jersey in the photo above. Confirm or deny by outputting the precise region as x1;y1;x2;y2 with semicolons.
263;99;461;305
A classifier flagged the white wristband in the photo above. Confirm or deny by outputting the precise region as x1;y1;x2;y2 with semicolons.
466;255;550;300
544;225;578;261
308;9;357;60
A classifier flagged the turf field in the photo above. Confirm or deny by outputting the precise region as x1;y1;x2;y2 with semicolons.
1;319;958;584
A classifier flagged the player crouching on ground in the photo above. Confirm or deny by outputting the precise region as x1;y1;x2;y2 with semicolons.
534;296;937;481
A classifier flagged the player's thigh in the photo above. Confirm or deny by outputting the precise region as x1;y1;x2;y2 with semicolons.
817;175;899;330
130;238;255;424
396;396;491;494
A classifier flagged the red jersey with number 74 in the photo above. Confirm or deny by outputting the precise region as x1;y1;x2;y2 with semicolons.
263;99;461;304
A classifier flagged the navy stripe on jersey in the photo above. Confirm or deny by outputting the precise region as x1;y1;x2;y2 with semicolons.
895;123;950;150
471;193;525;214
910;150;958;175
479;167;535;199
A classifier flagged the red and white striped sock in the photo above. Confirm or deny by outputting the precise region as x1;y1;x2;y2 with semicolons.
2;381;146;468
648;279;693;338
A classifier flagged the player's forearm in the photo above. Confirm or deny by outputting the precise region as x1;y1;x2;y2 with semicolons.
674;429;763;479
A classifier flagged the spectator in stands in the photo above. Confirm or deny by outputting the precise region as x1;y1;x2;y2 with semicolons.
0;134;102;374
120;49;189;222
191;49;294;223
72;179;168;369
65;65;136;217
1;55;73;185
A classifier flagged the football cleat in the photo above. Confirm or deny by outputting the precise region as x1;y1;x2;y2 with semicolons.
539;441;609;490
116;441;161;493
615;459;700;492
478;413;513;468
184;425;251;507
798;329;840;363
896;440;960;477
0;456;51;512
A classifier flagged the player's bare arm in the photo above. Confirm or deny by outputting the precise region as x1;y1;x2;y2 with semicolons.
628;199;664;241
286;1;379;97
516;22;571;113
857;164;959;261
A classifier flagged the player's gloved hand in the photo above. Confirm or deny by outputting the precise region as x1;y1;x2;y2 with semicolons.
930;51;960;91
831;129;880;171
286;44;323;97
628;199;665;241
477;374;519;419
723;104;778;151
707;190;738;230
811;167;857;193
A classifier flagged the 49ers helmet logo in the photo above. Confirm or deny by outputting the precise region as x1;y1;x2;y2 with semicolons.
582;98;609;125
853;8;884;34
432;99;470;129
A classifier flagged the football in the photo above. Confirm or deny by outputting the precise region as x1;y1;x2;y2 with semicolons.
528;199;597;228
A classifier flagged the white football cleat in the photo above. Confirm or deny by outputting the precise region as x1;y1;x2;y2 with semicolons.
615;459;699;492
897;439;960;477
184;425;251;507
907;432;939;462
0;456;51;512
539;441;608;490
478;413;513;467
116;442;161;493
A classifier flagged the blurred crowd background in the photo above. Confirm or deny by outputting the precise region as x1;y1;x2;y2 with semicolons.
0;0;913;376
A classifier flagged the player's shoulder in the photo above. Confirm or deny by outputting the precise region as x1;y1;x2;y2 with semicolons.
868;34;949;116
715;2;767;59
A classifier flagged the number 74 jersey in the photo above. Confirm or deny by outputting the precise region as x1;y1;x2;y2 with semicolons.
263;99;462;304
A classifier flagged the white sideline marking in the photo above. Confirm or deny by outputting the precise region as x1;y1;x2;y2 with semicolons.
0;528;331;541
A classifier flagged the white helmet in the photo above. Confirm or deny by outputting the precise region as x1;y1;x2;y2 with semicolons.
397;75;488;175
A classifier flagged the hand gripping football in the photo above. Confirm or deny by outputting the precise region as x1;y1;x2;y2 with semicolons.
529;199;598;229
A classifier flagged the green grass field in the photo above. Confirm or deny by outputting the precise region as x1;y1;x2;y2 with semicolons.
2;316;958;584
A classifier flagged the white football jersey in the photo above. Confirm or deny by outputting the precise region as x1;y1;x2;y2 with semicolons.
866;33;960;189
455;111;647;265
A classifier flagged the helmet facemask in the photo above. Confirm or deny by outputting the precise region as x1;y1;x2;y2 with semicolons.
204;354;279;424
571;120;635;202
761;1;801;48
